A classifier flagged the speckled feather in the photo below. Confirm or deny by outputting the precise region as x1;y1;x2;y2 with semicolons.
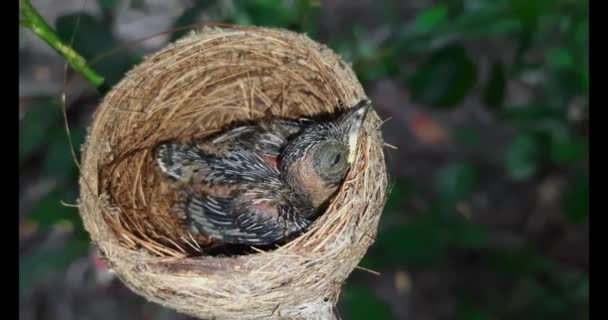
185;189;313;245
154;100;372;246
154;118;316;245
155;117;310;183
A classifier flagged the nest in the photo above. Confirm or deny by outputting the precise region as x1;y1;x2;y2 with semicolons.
78;26;388;320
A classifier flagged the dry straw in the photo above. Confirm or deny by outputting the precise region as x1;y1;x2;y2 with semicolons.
78;26;388;320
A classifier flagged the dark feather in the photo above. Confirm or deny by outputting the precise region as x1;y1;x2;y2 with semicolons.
185;194;312;246
155;142;205;180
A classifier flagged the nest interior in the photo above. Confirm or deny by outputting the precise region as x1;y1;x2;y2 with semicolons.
79;26;388;320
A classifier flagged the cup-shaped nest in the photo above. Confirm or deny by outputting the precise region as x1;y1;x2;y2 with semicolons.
78;26;388;320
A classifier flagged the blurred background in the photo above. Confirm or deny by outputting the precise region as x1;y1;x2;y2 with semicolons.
19;0;588;319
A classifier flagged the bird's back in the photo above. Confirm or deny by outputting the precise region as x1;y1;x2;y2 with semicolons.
154;118;317;246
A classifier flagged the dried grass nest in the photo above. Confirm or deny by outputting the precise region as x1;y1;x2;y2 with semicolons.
78;26;388;320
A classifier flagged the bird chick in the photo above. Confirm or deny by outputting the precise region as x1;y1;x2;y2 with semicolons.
156;118;308;184
155;120;313;245
154;99;372;246
280;99;372;208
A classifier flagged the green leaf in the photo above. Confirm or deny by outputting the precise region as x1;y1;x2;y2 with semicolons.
452;126;481;149
489;247;553;275
539;69;585;110
19;97;62;161
352;26;375;59
129;0;146;10
330;37;354;62
43;128;85;180
28;189;80;226
408;45;477;108
291;0;321;37
505;132;541;181
573;277;589;302
169;1;216;42
546;47;574;70
357;255;383;271
499;104;562;123
385;178;412;213
395;2;521;56
56;13;117;60
342;285;394;320
435;162;480;204
375;216;448;266
581;70;589;93
97;0;119;16
449;219;489;250
407;4;449;35
353;54;400;84
456;302;494;320
56;13;139;87
561;174;589;223
448;2;521;37
20;237;89;297
224;0;320;33
483;61;506;108
510;0;557;27
574;19;589;73
44;139;73;179
550;135;587;165
228;11;253;26
238;0;294;28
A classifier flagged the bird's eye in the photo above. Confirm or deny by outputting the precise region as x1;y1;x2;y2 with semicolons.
331;153;342;166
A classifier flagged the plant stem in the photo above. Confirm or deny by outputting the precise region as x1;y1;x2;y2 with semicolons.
19;0;105;89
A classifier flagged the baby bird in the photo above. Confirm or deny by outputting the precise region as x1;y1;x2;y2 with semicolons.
280;100;372;208
154;99;372;246
156;118;308;184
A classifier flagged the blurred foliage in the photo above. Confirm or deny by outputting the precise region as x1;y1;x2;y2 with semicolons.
56;13;141;88
19;97;62;161
456;302;494;320
19;0;587;318
342;285;394;320
20;236;89;298
561;173;589;223
19;96;89;298
408;45;477;108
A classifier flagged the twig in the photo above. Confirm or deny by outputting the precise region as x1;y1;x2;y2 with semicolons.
19;0;105;89
355;265;381;276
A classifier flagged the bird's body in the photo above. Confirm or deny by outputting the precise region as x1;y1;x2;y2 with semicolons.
198;118;311;168
183;185;314;246
154;99;372;246
156;119;310;183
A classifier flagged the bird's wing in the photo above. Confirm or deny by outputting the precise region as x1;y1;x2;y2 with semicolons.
271;119;311;136
155;119;308;183
204;150;282;185
208;125;257;145
252;119;309;157
200;122;292;167
185;194;311;246
155;126;258;180
155;142;207;181
156;134;282;185
195;125;258;157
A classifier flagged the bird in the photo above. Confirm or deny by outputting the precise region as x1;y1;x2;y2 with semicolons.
156;118;309;184
279;99;372;208
154;99;372;246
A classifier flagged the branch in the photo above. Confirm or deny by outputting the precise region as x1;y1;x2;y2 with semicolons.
19;0;105;89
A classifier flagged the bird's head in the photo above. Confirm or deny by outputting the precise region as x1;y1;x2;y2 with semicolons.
280;99;372;207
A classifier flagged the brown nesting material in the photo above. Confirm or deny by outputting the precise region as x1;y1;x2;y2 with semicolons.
78;26;388;320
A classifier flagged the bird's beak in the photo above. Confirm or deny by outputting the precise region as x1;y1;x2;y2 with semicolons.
342;99;372;163
348;99;372;120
